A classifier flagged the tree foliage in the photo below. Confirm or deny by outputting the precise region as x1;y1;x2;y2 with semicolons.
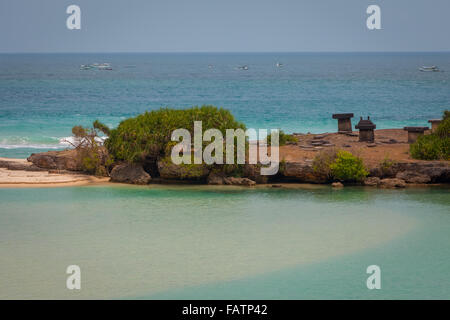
104;106;246;163
68;121;111;176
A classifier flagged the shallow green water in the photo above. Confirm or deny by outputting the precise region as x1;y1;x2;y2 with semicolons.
0;185;449;299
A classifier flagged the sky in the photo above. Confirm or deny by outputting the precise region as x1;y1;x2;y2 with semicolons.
0;0;449;53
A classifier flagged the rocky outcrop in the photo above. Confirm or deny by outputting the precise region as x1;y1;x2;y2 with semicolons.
0;158;46;171
157;160;210;180
281;161;327;183
242;164;269;184
364;177;381;186
206;171;256;186
207;171;226;185
370;161;449;183
27;150;82;171
379;178;406;188
331;182;344;188
110;163;151;184
223;177;256;186
396;171;431;184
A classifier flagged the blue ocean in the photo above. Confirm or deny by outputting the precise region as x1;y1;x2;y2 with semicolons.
1;52;449;158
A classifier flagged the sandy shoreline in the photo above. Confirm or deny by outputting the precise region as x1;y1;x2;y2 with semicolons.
0;157;109;188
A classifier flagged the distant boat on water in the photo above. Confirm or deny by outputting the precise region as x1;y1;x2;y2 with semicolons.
419;66;440;72
80;64;92;70
238;65;249;70
276;62;283;68
80;63;113;70
97;63;112;70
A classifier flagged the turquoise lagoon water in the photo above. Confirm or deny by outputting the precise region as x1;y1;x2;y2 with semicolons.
1;52;450;158
0;184;449;299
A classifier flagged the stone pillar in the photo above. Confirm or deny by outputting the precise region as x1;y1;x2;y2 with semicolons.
355;117;376;142
332;113;354;132
403;127;429;143
359;129;375;142
428;119;442;133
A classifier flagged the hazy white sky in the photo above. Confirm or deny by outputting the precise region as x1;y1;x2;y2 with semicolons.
0;0;449;53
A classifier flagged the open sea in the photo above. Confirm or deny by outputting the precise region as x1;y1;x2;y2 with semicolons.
0;53;449;299
1;52;449;158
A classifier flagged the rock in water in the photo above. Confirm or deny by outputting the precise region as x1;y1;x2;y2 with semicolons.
110;163;151;184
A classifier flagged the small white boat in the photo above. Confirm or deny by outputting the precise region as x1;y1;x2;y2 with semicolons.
97;63;112;70
80;64;92;70
419;66;439;72
276;62;283;68
238;65;249;70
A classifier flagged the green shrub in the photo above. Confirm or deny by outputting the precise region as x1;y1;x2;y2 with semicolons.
410;134;450;160
312;148;338;180
69;122;111;176
266;130;297;146
379;156;396;175
329;150;368;182
436;116;450;139
104;106;246;163
410;110;450;160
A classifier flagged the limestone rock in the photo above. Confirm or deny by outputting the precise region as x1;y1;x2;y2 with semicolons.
379;178;406;188
282;161;327;183
207;171;225;185
0;158;45;172
396;171;431;184
242;164;268;184
110;163;151;184
223;177;256;186
27;149;82;171
331;182;344;188
370;161;449;182
364;177;381;186
157;160;210;180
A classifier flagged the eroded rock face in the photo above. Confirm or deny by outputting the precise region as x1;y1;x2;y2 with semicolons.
370;161;449;183
223;177;256;186
110;163;151;184
206;172;256;186
157;160;210;180
243;164;269;184
379;178;406;188
207;171;225;185
27;149;82;171
396;171;431;184
281;161;327;183
0;158;45;171
331;182;344;188
364;177;381;186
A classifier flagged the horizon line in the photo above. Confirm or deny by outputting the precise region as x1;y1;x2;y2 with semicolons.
1;50;450;55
